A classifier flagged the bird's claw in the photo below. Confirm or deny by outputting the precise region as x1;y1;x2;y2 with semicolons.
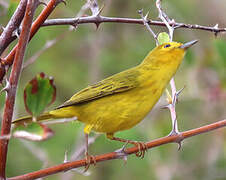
84;152;96;172
133;141;148;159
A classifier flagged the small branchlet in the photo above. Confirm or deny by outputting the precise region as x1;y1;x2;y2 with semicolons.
138;9;159;45
156;0;175;41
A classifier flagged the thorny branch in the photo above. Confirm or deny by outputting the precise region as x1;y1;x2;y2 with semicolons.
0;0;63;81
41;16;226;34
0;0;28;56
156;0;175;41
8;119;226;180
1;1;226;83
0;0;36;178
0;0;226;179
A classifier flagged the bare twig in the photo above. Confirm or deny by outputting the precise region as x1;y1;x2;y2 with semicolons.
0;0;28;56
0;0;36;178
20;140;50;168
70;134;100;161
8;119;226;180
138;9;158;45
41;16;226;34
1;3;225;83
22;33;67;69
156;0;175;41
1;0;63;67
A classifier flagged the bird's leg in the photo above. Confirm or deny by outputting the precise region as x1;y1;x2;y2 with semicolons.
84;133;96;172
107;134;148;159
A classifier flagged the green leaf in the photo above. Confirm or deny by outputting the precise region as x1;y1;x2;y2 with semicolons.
24;72;56;117
157;32;170;45
12;122;54;141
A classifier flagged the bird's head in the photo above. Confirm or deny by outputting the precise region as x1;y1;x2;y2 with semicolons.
141;40;198;68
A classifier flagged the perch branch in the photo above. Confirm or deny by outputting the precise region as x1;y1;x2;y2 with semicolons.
8;119;226;180
0;0;36;178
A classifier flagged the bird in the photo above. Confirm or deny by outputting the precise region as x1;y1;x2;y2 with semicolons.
13;40;198;169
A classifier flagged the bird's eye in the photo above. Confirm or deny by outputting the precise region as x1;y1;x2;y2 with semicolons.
164;44;171;48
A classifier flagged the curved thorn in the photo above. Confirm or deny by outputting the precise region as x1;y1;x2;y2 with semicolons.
177;141;182;151
97;3;105;16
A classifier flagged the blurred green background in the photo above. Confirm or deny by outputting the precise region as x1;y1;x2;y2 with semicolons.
1;0;226;179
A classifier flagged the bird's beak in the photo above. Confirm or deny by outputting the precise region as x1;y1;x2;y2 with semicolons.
179;40;198;50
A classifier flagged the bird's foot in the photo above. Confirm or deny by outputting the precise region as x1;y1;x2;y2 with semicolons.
129;141;148;159
84;152;96;172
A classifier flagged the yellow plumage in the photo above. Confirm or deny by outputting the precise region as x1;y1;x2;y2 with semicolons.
14;41;197;140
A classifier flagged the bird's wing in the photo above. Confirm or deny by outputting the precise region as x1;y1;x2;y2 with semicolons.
57;69;140;108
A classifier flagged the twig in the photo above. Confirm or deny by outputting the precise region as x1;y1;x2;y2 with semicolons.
0;0;28;56
156;0;175;41
1;4;226;83
20;140;49;168
41;16;226;34
70;134;99;161
22;33;66;69
1;0;63;67
138;9;158;45
155;0;181;137
7;119;226;180
0;0;36;178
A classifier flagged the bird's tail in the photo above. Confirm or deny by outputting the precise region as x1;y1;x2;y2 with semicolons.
13;112;54;125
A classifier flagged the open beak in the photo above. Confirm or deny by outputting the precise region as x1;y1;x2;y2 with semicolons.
179;40;198;50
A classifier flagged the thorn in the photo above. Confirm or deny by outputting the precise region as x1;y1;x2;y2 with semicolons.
69;19;79;31
168;129;183;151
138;9;143;16
97;3;105;16
95;22;100;30
213;24;219;37
214;23;219;29
64;150;68;163
12;28;20;39
174;24;183;29
0;25;5;31
144;12;149;21
115;142;128;164
160;104;170;109
173;85;186;105
177;141;182;151
0;78;10;93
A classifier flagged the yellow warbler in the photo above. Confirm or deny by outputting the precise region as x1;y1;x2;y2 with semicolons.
14;40;197;162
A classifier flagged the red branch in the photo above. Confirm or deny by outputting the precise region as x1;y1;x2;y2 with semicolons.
0;0;28;56
0;0;36;178
8;119;226;180
1;0;61;67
